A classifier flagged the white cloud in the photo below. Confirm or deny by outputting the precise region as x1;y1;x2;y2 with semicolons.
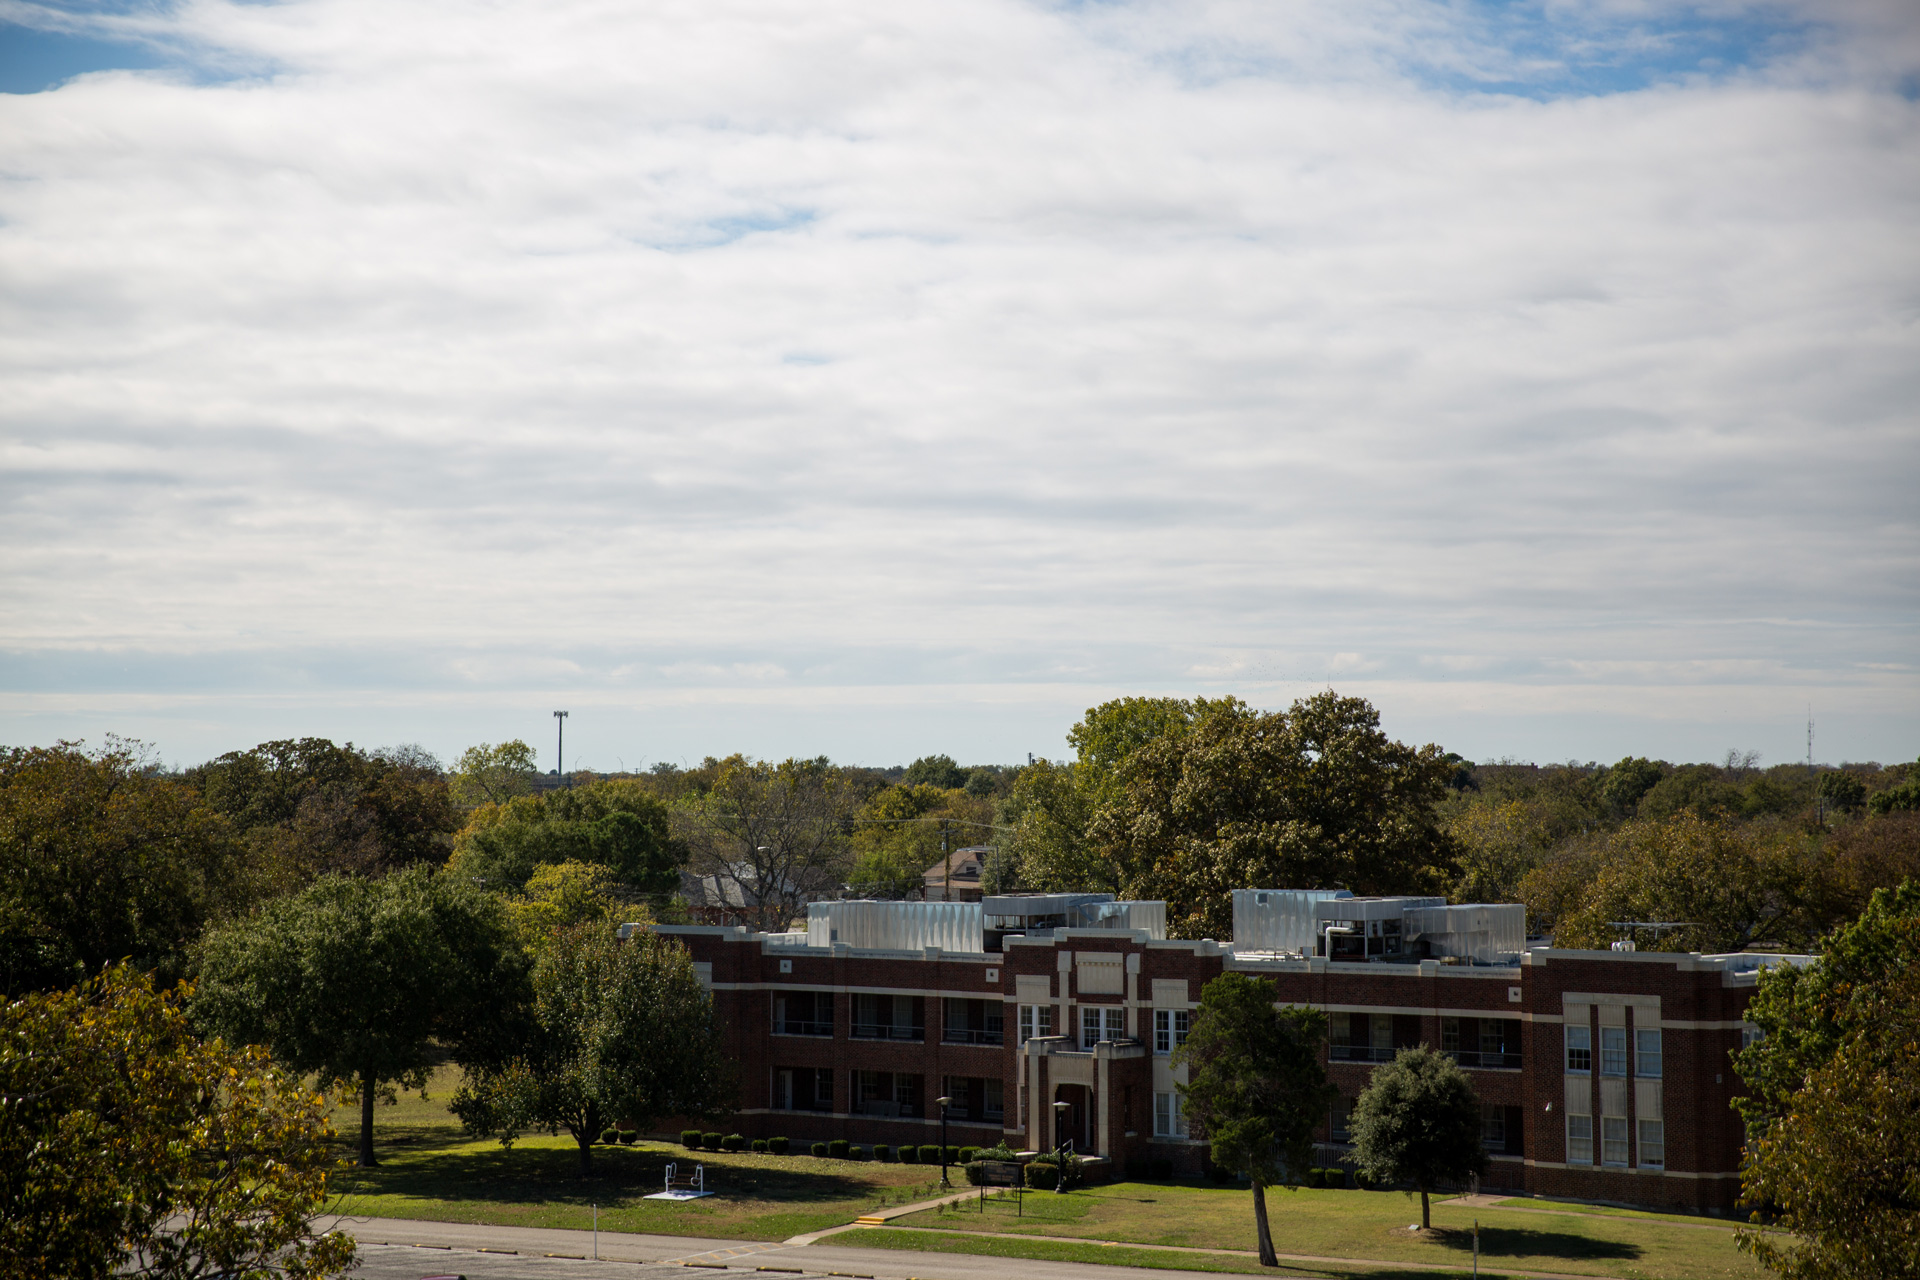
0;0;1916;766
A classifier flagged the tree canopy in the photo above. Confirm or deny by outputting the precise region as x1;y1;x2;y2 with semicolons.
450;739;539;808
672;756;858;931
0;740;257;995
1346;1044;1488;1229
1094;693;1460;938
1176;972;1334;1267
192;866;526;1166
0;964;355;1280
453;781;687;897
453;924;731;1176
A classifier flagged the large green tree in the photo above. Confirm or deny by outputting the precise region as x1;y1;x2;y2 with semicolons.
1737;959;1920;1280
673;757;858;931
453;780;688;897
454;924;731;1176
0;740;255;994
193;867;526;1167
450;739;540;808
1346;1045;1488;1229
188;738;458;879
0;964;356;1280
1093;692;1460;938
1175;972;1334;1267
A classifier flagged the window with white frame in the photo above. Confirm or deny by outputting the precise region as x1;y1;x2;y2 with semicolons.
1153;1091;1188;1138
1637;1119;1664;1168
1154;1009;1190;1054
1600;1026;1628;1077
1566;1114;1594;1164
1081;1005;1124;1048
1602;1116;1629;1166
1635;1028;1662;1078
1018;1004;1055;1043
1565;1025;1591;1073
1480;1104;1506;1149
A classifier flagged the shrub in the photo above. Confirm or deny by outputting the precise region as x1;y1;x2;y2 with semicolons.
722;1133;746;1152
618;1129;637;1145
872;1144;892;1162
849;1145;869;1161
750;1138;768;1153
682;1129;703;1149
963;1161;989;1186
703;1131;723;1150
828;1138;850;1159
946;1146;962;1164
898;1144;919;1163
1025;1161;1060;1190
810;1141;828;1157
601;1128;621;1145
1304;1167;1324;1189
959;1146;980;1163
1355;1170;1377;1191
917;1144;942;1164
769;1137;790;1155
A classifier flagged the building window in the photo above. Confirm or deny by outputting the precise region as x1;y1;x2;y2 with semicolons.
1567;1114;1593;1164
1330;1096;1352;1143
1480;1104;1505;1149
1565;1025;1591;1073
1081;1006;1123;1048
1602;1116;1629;1166
1635;1028;1662;1078
1638;1119;1665;1168
852;1070;922;1118
1154;1009;1190;1054
774;1066;833;1112
983;1077;1004;1122
773;990;832;1037
1441;1018;1461;1053
1018;1004;1054;1043
1371;1013;1394;1054
1601;1027;1628;1077
1153;1092;1187;1138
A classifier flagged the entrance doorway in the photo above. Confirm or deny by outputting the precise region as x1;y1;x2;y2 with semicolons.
1054;1083;1092;1153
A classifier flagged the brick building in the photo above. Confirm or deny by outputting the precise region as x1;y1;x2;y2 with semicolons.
654;890;1795;1212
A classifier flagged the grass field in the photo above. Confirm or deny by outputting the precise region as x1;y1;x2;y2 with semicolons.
321;1067;944;1241
857;1183;1767;1280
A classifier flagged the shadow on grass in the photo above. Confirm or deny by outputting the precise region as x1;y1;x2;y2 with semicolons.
1426;1223;1643;1261
334;1140;890;1209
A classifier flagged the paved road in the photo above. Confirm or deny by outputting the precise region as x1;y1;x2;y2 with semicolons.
337;1215;1615;1280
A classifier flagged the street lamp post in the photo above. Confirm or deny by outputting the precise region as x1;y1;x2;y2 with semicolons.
553;710;569;784
936;1096;953;1188
1052;1099;1071;1195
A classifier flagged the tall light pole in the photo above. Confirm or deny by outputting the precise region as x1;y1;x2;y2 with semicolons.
553;710;568;784
936;1095;952;1188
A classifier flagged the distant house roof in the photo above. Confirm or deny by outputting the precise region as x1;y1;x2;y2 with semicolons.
922;847;989;888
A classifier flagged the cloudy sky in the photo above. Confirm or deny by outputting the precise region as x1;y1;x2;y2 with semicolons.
2;0;1916;773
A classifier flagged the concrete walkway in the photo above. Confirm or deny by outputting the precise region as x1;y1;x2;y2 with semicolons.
337;1214;1631;1280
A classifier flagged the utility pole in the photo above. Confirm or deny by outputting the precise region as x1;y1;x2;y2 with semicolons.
554;710;569;785
1808;706;1820;823
941;819;950;902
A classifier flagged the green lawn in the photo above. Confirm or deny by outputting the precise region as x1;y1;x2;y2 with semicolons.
858;1182;1767;1280
321;1067;944;1241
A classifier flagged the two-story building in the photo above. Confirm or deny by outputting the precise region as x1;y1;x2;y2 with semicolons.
653;888;1797;1212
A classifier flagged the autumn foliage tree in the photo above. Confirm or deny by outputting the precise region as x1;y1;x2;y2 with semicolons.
0;964;355;1280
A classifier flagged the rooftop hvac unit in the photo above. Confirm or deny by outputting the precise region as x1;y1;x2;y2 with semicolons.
805;900;984;953
1231;889;1355;955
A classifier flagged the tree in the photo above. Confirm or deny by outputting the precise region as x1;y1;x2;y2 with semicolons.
188;738;458;878
0;964;356;1280
1867;761;1920;815
1737;956;1920;1279
503;860;633;954
1443;799;1553;908
902;754;966;790
1175;972;1334;1268
673;757;858;931
453;924;731;1176
1001;759;1101;892
1599;757;1666;816
1522;812;1820;954
451;781;687;896
1093;692;1460;938
450;740;539;808
193;867;526;1167
1347;1045;1488;1229
1067;696;1210;808
1732;880;1920;1139
1825;813;1920;915
0;739;255;995
1815;770;1867;814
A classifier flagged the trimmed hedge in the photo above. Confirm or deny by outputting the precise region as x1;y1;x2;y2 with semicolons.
810;1141;828;1157
828;1138;850;1159
958;1146;980;1163
618;1129;637;1145
1024;1161;1060;1190
898;1145;919;1164
917;1144;942;1164
682;1129;703;1149
750;1138;768;1153
601;1128;621;1145
722;1133;746;1152
769;1136;790;1155
872;1144;893;1162
849;1145;870;1161
702;1132;723;1150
